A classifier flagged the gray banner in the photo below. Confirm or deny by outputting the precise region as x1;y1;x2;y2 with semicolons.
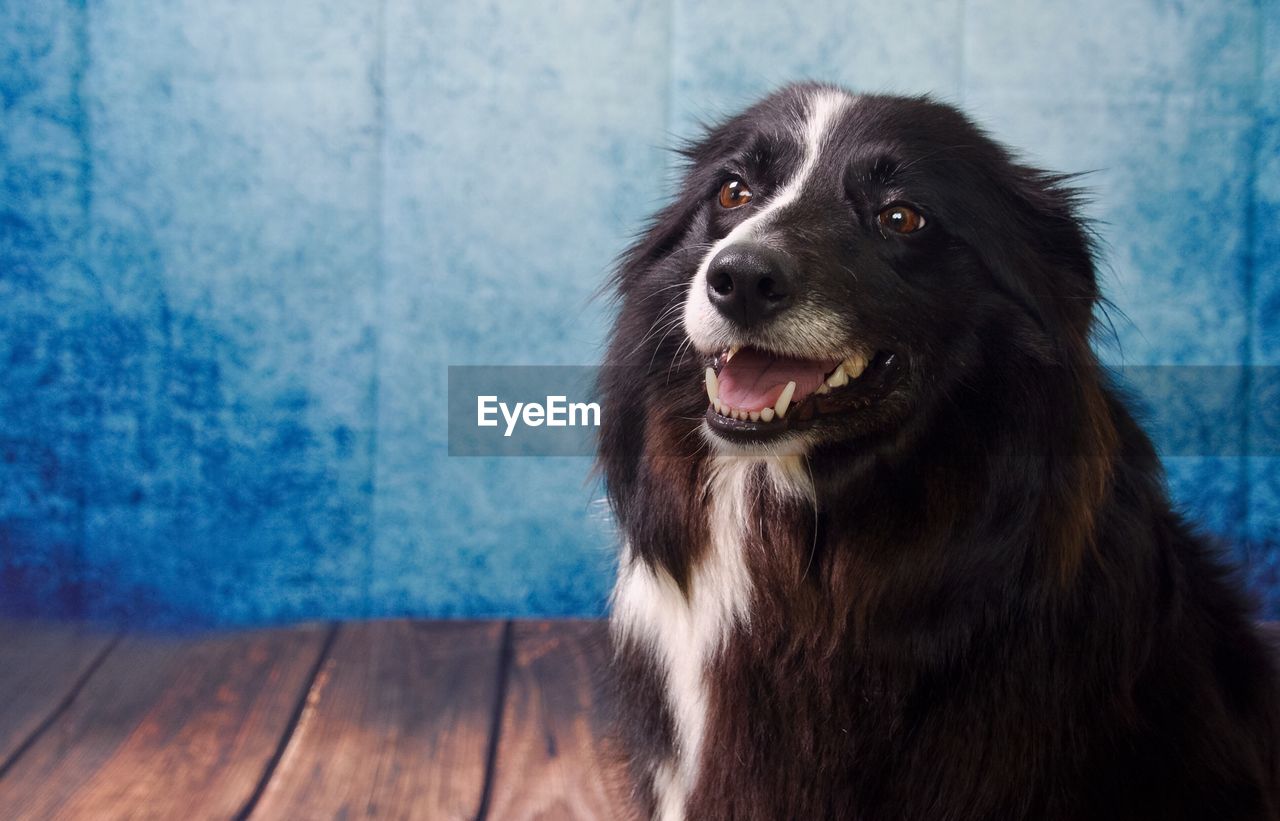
446;365;1280;458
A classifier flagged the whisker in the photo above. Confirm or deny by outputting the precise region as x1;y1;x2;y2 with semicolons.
649;317;689;373
629;303;686;357
799;454;819;584
667;335;698;385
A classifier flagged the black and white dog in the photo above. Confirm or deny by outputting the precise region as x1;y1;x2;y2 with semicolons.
597;84;1279;820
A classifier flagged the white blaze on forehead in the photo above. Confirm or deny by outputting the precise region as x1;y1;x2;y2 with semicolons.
681;89;854;356
759;88;854;230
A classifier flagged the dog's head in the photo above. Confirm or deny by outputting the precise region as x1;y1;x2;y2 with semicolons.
603;84;1100;463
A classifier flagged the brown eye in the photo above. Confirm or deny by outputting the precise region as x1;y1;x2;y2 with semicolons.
878;205;926;235
718;178;753;209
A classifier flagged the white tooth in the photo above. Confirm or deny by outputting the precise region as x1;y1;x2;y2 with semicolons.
826;365;848;388
749;411;760;422
814;383;830;395
727;345;741;361
705;367;719;403
775;381;796;419
761;407;775;422
844;354;868;380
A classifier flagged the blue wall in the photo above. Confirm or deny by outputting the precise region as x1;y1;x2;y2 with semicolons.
1;0;1276;626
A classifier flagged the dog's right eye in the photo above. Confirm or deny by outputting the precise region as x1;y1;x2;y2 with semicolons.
878;205;926;235
718;178;753;209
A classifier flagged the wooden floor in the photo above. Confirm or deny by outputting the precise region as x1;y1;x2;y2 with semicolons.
0;619;639;821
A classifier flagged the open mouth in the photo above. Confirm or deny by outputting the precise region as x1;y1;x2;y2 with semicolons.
703;345;897;440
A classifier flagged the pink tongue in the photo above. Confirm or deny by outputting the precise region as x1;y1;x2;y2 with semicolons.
717;348;839;412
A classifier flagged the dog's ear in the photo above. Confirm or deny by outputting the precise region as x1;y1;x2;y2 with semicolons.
611;189;706;294
609;113;754;296
598;161;709;504
960;168;1100;360
1011;169;1099;328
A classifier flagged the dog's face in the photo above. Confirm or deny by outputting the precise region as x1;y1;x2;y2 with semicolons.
609;84;1098;459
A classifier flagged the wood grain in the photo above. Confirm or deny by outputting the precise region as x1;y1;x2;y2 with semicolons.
247;620;506;820
3;618;1279;819
0;621;117;768
484;619;639;821
0;624;329;820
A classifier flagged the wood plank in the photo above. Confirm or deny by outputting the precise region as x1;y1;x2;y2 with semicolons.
247;620;506;820
0;621;117;768
484;620;639;821
0;623;330;820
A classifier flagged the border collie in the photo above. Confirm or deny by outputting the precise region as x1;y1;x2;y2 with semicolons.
598;83;1279;820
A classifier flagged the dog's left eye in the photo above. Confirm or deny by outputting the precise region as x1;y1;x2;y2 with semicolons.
878;205;926;235
718;178;753;209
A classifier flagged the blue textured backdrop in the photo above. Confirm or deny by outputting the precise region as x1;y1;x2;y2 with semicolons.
1;0;1277;626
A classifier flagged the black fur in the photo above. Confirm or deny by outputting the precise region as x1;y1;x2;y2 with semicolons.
598;84;1279;820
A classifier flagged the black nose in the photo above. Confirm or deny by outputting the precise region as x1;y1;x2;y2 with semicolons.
706;243;797;327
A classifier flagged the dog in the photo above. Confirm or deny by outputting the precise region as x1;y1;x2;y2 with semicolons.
597;83;1279;820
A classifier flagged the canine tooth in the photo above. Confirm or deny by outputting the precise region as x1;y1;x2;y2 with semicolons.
705;367;719;403
844;354;868;380
775;381;796;418
726;345;741;361
814;383;830;395
760;407;775;422
749;411;760;422
826;365;848;388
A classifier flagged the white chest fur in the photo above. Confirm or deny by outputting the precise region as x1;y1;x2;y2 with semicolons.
610;458;758;821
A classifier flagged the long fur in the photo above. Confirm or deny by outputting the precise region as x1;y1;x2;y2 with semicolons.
598;83;1278;820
